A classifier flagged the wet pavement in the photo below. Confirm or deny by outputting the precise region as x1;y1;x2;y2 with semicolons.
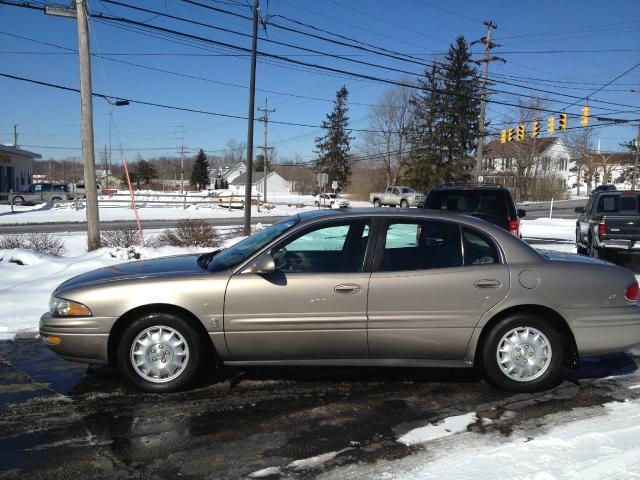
2;335;640;480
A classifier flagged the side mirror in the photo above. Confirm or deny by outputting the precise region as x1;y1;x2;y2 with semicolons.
244;253;275;274
517;209;526;218
574;207;585;213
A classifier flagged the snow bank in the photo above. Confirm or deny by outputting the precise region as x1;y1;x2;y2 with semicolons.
397;412;477;446
321;400;640;480
521;218;576;241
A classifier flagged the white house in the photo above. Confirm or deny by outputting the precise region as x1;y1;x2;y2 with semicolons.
209;160;245;187
230;171;292;195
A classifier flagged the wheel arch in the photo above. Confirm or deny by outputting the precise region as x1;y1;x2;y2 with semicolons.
473;304;579;369
107;303;218;367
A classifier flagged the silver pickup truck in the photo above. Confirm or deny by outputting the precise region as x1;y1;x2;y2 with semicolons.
370;186;425;208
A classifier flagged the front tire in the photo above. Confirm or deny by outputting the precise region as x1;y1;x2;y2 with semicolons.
482;314;564;392
116;312;205;393
400;199;409;208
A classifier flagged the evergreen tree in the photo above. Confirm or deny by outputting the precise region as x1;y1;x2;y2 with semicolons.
190;149;210;190
407;36;481;189
121;155;156;188
314;86;353;189
254;153;272;173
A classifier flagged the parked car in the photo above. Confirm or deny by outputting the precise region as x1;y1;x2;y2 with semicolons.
69;182;102;199
314;193;349;208
424;184;526;237
370;186;425;208
575;189;640;258
12;182;70;205
41;209;640;394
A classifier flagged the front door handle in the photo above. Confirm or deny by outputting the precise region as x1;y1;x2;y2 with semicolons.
474;279;502;289
334;284;362;295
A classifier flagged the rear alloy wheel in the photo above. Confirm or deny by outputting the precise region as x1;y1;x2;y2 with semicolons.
482;314;564;392
314;201;320;207
576;230;588;255
117;312;205;393
50;196;62;204
373;199;381;208
12;196;24;206
400;199;409;208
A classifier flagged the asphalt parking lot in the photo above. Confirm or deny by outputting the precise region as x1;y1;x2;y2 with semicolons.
2;335;640;480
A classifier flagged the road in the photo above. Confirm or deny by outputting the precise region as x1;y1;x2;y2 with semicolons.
1;336;639;480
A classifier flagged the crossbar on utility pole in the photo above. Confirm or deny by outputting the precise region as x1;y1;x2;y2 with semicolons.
244;0;259;235
633;124;640;190
257;97;275;203
472;21;505;182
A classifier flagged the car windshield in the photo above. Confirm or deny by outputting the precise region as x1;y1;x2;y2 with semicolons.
199;217;299;272
401;188;415;194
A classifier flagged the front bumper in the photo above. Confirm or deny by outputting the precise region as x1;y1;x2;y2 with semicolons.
39;312;117;364
565;305;640;356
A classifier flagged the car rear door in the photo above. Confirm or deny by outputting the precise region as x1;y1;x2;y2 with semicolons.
367;219;509;360
223;219;374;360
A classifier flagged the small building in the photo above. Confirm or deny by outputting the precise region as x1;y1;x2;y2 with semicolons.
230;171;292;195
209;161;246;188
0;145;39;193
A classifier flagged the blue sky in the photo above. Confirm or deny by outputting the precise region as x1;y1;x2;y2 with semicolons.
1;0;639;162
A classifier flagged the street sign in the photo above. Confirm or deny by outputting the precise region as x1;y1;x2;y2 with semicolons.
331;180;338;190
316;173;328;187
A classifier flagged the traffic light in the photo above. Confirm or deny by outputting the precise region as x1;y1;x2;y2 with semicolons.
548;116;555;134
581;106;590;126
501;129;507;144
507;128;514;142
533;121;540;138
559;113;567;131
516;124;525;141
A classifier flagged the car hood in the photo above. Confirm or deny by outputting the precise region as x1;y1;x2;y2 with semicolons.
55;254;208;294
538;249;611;265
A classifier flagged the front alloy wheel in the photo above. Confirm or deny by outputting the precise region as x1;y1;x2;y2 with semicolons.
482;314;564;392
117;312;204;392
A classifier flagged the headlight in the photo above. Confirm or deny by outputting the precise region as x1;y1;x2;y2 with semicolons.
49;296;92;317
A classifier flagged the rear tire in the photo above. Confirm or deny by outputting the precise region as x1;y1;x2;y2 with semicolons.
373;199;381;208
116;312;206;393
12;196;24;205
50;196;62;204
314;201;320;207
482;314;564;392
588;239;602;259
576;230;588;255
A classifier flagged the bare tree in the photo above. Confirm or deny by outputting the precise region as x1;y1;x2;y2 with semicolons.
566;128;596;195
223;139;247;164
365;84;413;185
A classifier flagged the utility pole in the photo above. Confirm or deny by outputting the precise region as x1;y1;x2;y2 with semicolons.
244;0;259;235
13;124;18;148
633;124;640;190
108;111;112;189
76;0;100;250
180;126;185;195
257;97;275;203
472;21;506;182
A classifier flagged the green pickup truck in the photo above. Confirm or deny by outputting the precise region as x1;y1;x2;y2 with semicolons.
575;188;640;258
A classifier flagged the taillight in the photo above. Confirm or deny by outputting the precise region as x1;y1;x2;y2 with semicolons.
508;219;520;237
598;218;607;236
625;282;639;302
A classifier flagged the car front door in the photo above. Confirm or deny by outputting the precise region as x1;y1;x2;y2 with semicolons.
367;219;509;360
224;219;373;360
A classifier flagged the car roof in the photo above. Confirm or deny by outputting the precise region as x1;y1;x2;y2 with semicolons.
429;184;508;191
292;208;541;264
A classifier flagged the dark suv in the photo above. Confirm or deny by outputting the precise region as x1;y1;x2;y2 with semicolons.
423;184;526;236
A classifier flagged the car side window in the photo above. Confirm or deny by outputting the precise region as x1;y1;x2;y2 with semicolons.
34;184;43;192
462;228;500;266
381;221;462;272
272;221;370;273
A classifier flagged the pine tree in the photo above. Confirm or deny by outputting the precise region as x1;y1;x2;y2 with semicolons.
190;149;210;190
407;36;481;189
254;154;272;173
314;86;353;189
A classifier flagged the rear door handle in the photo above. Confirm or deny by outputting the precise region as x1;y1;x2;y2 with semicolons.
334;284;362;295
474;279;502;289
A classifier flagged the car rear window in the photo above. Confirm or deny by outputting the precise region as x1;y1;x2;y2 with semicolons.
426;190;509;218
596;194;640;213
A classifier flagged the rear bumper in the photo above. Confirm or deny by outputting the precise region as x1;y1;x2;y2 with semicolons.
565;305;640;356
39;313;115;364
599;238;640;251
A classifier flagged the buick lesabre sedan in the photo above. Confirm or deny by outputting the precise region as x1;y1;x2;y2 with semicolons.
41;209;640;393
